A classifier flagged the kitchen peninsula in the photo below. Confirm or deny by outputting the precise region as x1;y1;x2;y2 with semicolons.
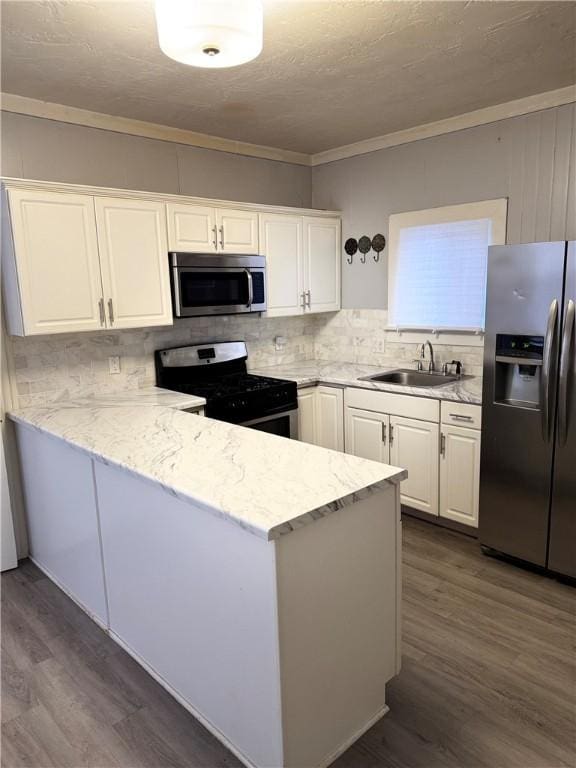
10;397;405;768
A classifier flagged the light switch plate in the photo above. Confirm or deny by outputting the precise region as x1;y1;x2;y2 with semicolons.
108;356;121;375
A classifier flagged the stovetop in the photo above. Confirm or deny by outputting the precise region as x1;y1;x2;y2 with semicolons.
155;342;298;424
173;372;290;400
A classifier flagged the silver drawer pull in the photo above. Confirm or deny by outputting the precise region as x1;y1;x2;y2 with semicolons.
108;298;114;325
98;298;105;326
449;413;473;422
440;432;446;456
381;422;387;444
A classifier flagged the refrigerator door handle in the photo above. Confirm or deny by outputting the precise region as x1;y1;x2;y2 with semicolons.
558;299;575;446
541;299;559;441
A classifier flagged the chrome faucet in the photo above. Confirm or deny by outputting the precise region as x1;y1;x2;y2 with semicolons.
419;341;435;372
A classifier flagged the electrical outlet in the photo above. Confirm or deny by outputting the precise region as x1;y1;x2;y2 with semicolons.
108;356;121;375
274;336;287;352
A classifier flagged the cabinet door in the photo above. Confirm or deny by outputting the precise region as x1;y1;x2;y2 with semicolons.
304;217;341;314
389;416;439;516
440;425;481;528
260;214;304;317
345;407;390;463
297;387;317;445
95;198;173;330
216;208;259;254
166;203;217;252
7;189;104;335
315;386;344;451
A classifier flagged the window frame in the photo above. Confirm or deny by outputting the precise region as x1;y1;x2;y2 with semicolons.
387;198;508;332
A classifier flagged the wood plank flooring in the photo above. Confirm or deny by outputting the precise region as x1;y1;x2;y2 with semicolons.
2;516;575;768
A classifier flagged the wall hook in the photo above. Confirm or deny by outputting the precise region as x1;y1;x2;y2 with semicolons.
344;238;358;265
371;234;386;262
358;236;371;264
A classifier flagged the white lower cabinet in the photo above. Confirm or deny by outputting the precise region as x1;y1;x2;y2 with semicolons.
439;424;481;527
315;386;344;451
297;387;317;445
344;388;481;529
344;407;390;463
297;386;344;451
389;416;439;517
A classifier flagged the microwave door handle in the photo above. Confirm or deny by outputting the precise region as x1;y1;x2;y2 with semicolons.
558;299;575;446
245;269;253;308
541;299;559;441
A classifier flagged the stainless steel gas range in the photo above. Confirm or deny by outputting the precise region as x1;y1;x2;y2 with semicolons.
155;341;298;439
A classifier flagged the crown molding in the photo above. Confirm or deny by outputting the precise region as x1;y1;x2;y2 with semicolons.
310;85;576;166
2;86;575;170
0;92;312;167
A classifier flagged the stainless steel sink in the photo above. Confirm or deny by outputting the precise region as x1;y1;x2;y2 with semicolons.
358;368;460;387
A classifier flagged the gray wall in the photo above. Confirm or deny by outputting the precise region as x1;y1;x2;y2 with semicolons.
1;111;312;208
313;104;576;309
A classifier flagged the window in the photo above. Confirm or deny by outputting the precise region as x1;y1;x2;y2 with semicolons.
388;199;508;331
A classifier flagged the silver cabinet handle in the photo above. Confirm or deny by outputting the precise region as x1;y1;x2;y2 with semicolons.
300;292;306;310
541;299;559;441
305;290;311;309
108;298;114;325
389;424;394;446
212;225;218;250
558;298;575;446
449;413;473;422
219;225;224;250
440;432;446;456
245;269;253;308
381;422;387;444
98;298;105;326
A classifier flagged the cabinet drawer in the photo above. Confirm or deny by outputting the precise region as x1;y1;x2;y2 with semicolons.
345;387;439;423
441;402;482;429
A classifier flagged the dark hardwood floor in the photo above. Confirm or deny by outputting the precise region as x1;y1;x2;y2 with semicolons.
2;517;575;768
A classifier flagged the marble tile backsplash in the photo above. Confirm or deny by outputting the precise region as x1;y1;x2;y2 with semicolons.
9;314;317;408
314;310;485;377
8;309;484;408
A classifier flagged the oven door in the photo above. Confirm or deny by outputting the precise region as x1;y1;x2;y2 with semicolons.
173;267;266;317
240;409;298;440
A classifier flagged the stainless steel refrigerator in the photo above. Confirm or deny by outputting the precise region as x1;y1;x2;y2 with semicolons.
479;241;575;579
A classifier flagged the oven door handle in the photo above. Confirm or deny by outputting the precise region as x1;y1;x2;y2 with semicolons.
245;269;253;308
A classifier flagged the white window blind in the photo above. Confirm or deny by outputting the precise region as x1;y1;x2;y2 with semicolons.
388;199;507;332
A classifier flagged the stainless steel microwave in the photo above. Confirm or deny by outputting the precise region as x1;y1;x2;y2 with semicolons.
170;253;267;317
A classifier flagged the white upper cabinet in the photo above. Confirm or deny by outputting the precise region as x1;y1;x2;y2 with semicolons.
166;204;258;254
4;189;104;335
304;217;341;314
166;204;217;253
261;213;341;317
94;198;173;330
3;188;173;336
260;214;304;317
216;209;259;254
2;180;341;335
389;415;439;517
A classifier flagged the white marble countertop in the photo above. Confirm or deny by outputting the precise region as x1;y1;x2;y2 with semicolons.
250;360;482;405
39;386;206;412
10;401;405;542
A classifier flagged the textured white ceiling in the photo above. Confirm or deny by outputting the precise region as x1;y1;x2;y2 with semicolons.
2;0;575;154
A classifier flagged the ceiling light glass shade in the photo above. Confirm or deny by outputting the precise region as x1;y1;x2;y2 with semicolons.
155;0;263;69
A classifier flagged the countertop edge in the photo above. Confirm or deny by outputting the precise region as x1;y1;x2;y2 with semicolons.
9;411;406;542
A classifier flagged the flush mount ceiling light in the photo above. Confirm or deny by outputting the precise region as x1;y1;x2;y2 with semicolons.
155;0;263;69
